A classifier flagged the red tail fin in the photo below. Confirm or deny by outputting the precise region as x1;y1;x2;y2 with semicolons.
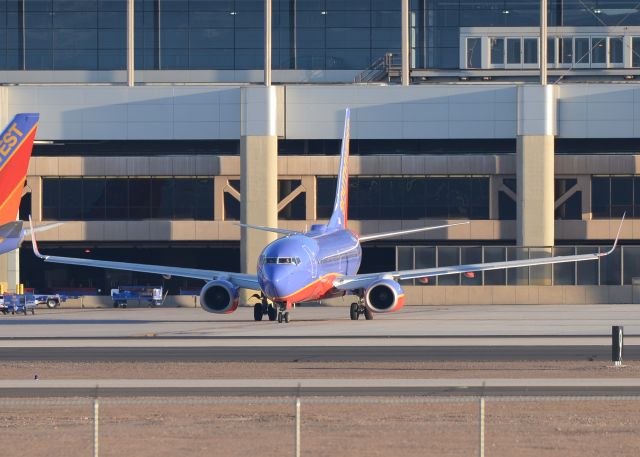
0;113;39;224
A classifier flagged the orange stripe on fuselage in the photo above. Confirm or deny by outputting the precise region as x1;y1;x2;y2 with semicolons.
0;125;37;224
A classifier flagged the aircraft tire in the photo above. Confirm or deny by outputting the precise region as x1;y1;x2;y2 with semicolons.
277;312;283;323
253;303;263;321
47;299;57;309
364;308;374;320
350;303;358;320
284;312;290;323
267;305;277;321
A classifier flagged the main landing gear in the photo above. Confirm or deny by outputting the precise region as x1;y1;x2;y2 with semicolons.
350;299;373;321
253;295;289;323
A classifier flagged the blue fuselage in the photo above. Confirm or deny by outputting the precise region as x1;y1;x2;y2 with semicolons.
257;227;361;305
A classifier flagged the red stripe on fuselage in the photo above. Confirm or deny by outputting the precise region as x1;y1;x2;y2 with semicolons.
270;272;342;306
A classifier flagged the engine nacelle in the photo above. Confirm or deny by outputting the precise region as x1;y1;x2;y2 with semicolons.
199;280;239;314
364;279;405;313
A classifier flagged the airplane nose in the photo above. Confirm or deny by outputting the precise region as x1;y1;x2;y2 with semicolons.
264;266;294;299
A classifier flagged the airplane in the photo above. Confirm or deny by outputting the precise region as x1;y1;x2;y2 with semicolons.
0;113;61;256
30;109;624;323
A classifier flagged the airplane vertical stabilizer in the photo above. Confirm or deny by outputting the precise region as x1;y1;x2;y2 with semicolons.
327;108;351;230
0;113;39;224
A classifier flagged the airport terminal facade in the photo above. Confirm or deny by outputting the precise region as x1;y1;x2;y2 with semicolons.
3;0;640;304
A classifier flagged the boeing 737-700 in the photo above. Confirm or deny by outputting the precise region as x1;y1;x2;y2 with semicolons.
30;109;623;323
0;113;60;256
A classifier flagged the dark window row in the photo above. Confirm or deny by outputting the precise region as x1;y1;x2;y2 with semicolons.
398;244;633;286
42;177;214;221
34;138;640;158
592;176;640;218
317;176;489;220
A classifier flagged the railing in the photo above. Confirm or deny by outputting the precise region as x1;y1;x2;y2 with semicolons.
4;394;640;456
354;53;399;83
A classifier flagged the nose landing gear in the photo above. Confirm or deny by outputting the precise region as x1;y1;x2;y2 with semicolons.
252;294;278;322
350;299;373;320
276;302;290;323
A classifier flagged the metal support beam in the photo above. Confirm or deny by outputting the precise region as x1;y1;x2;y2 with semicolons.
127;0;135;87
540;0;547;85
401;0;410;86
264;0;272;86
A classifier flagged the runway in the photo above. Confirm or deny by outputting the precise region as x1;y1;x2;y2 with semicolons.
0;345;636;362
3;378;640;397
0;305;638;362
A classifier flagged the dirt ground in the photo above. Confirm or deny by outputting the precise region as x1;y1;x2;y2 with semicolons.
1;398;640;457
2;361;640;456
0;360;638;380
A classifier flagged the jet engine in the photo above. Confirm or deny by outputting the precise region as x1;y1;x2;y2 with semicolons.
199;280;239;314
364;279;405;313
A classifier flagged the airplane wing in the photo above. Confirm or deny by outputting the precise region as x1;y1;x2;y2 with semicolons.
358;221;470;242
238;223;301;236
334;215;625;292
28;218;260;290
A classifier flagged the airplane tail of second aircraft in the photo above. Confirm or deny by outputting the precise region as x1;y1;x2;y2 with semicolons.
327;108;351;231
0;113;39;225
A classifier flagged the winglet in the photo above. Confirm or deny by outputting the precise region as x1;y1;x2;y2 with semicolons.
601;212;625;256
28;216;45;259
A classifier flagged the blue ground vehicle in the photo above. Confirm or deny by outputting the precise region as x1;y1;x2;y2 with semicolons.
110;286;164;308
0;293;37;315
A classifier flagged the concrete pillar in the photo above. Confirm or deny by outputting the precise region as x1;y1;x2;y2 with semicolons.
516;85;556;248
127;0;134;86
240;87;279;298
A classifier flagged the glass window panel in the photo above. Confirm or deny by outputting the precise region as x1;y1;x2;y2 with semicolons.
466;37;481;68
173;179;196;219
523;38;537;64
490;37;504;65
59;179;82;220
507;247;529;285
42;179;60;220
635;177;640;217
623;247;640;286
560;37;573;64
397;246;414;286
82;179;106;220
471;178;489;219
224;192;240;221
553;246;576;285
547;37;555;64
54;50;98;69
316;177;336;219
577;246;599;285
574;37;590;64
528;248;552;286
437;246;460;285
128;178;151;219
633;37;640;68
555;191;582;220
592;37;606;64
105;179;128;220
426;178;448;218
448;178;471;218
402;178;426;219
506;38;521;64
414;246;435;286
591;177;610;219
484;247;506;285
151;178;174;219
610;37;623;64
195;178;214;220
498;191;516;220
611;177;633;217
460;246;482;285
600;246;621;285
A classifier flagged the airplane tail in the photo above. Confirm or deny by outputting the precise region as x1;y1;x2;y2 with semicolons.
327;108;351;230
0;113;39;224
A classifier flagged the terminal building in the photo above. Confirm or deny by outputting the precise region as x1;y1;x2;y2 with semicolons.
2;0;640;304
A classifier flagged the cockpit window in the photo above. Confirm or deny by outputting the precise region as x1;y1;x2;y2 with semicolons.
263;257;300;265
